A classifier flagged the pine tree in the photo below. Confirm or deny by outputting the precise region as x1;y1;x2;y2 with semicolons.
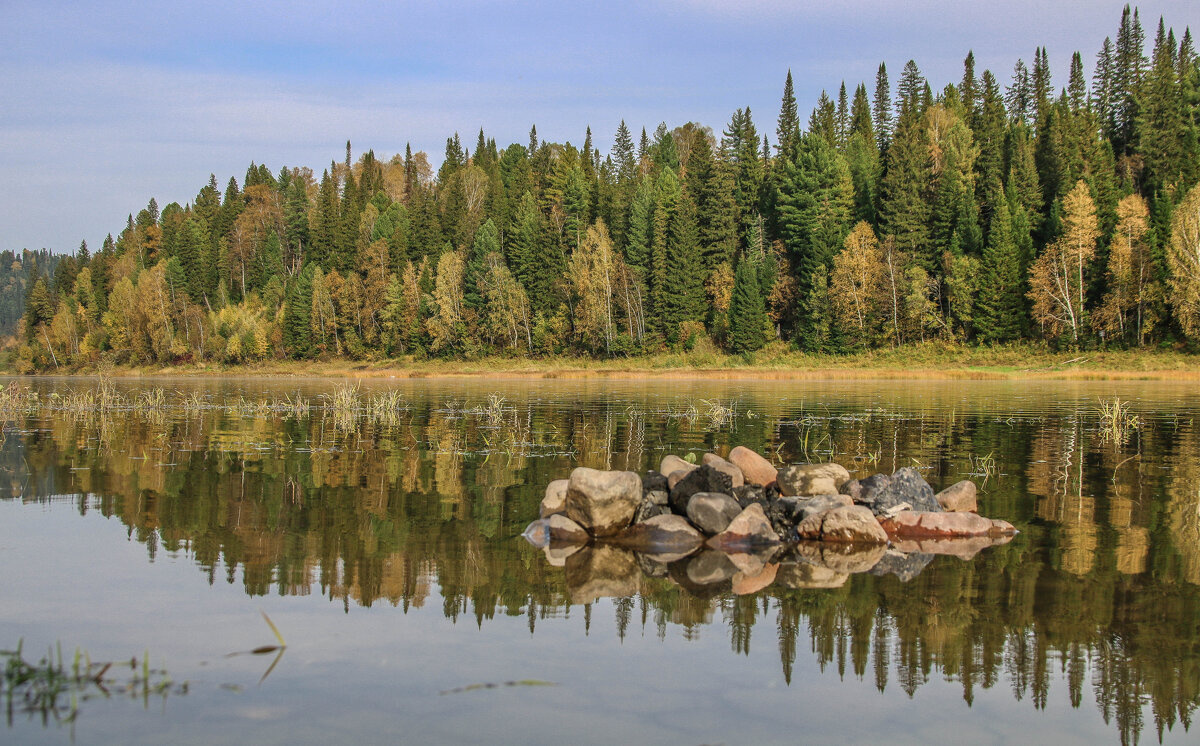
1006;59;1032;125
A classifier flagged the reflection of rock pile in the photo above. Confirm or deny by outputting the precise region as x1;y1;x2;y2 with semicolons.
524;447;1017;601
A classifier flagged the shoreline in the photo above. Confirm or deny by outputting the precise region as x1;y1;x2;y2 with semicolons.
8;344;1199;382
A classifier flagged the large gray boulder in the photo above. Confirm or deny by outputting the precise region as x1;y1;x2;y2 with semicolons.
778;463;851;497
686;492;743;535
565;467;642;537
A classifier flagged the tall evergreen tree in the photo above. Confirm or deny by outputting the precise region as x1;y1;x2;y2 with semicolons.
776;70;799;155
873;63;893;151
728;254;769;352
975;199;1025;341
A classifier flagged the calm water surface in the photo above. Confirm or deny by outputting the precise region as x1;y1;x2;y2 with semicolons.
1;375;1198;745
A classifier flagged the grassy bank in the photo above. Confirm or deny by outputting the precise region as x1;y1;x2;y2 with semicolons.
10;341;1197;381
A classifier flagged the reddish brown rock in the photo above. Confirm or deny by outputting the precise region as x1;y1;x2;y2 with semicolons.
729;446;778;487
892;535;1012;559
879;510;1016;539
540;479;569;517
936;480;978;513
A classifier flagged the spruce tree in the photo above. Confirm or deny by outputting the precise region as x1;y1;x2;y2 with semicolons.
283;265;314;357
728;255;768;352
774;133;854;300
873;63;893;151
662;189;704;342
776;70;799;156
975;199;1025;341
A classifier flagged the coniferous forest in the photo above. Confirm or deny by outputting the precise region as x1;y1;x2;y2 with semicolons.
11;6;1200;371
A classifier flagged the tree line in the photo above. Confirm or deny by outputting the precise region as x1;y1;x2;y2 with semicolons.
13;5;1200;370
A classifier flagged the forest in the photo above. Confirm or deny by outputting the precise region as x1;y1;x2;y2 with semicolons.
10;5;1200;371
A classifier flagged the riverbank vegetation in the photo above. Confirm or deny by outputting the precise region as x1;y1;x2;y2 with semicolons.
8;6;1200;374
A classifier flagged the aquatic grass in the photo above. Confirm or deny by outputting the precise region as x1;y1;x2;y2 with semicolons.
1097;397;1140;444
0;382;38;418
698;398;738;430
967;452;997;482
132;387;166;412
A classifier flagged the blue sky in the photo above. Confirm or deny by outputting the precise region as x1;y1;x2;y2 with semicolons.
2;0;1196;254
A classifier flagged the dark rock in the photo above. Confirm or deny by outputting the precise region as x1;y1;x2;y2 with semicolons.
732;484;769;510
856;467;940;516
686;492;743;535
668;464;733;515
869;549;936;582
843;473;891;501
646;489;669;506
641;470;669;494
701;453;745;488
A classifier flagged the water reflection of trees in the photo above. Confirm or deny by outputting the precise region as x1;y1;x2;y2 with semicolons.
2;394;1199;745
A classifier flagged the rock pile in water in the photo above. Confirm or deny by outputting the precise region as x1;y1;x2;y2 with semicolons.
525;446;1015;559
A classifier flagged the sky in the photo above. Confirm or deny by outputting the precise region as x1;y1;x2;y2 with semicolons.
2;0;1197;255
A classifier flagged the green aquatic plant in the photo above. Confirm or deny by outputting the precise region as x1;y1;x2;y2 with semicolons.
2;640;183;726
